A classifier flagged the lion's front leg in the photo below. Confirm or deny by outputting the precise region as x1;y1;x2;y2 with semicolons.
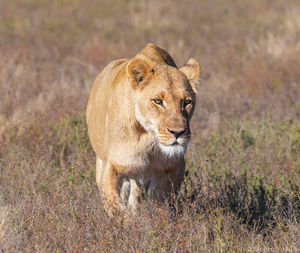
150;164;185;202
96;158;126;214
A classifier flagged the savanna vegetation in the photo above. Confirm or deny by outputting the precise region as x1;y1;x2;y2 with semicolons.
0;0;299;251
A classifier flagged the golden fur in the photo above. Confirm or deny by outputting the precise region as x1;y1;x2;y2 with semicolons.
86;43;200;214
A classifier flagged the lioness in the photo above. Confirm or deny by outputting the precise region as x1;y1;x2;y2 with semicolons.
86;43;200;214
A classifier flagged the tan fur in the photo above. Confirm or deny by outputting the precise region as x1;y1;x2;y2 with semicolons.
86;43;200;214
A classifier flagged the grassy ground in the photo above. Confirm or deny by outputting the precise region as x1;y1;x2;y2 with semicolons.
0;0;300;252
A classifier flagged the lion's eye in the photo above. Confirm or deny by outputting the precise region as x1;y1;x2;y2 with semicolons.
153;98;163;105
184;99;192;106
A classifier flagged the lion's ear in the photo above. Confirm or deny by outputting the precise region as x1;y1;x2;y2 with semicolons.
180;58;201;91
126;59;152;89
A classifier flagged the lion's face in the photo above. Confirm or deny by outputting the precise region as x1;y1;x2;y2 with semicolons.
127;60;200;157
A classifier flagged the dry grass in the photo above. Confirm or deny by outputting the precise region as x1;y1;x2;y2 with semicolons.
0;0;299;252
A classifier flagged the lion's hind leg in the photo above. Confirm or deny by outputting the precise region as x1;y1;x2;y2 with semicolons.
127;179;143;213
120;177;130;203
96;156;104;192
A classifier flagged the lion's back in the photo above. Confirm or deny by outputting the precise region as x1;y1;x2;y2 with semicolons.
86;59;128;158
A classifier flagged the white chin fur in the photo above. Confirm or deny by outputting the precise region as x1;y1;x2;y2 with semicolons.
159;144;186;158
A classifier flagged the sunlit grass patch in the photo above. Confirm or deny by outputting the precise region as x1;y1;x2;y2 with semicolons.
1;113;299;251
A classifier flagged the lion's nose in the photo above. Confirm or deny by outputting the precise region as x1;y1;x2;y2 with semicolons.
167;127;186;139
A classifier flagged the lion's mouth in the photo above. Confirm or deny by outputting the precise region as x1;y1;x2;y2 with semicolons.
158;136;189;147
170;140;184;146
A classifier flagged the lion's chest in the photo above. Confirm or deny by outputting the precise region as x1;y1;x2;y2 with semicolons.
130;146;184;178
133;151;184;189
108;135;183;175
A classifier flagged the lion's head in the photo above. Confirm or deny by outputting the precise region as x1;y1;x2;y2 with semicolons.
126;57;200;157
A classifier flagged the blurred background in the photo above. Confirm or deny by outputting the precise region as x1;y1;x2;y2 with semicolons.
1;0;299;136
0;0;299;251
